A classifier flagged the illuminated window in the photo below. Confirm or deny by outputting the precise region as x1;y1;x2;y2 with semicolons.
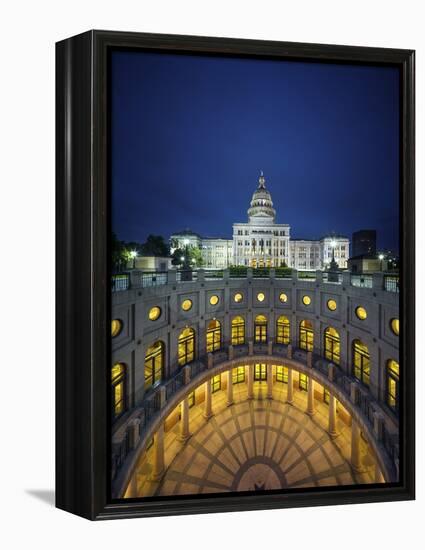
188;391;195;408
299;320;314;351
254;363;267;381
144;341;164;390
209;295;219;306
276;315;290;345
206;319;221;352
302;295;311;306
386;359;399;412
111;363;126;419
279;292;288;303
231;316;245;345
352;339;370;386
390;318;399;336
232;366;245;384
148;306;161;321
327;299;337;311
178;327;195;366
181;299;193;312
234;292;243;303
299;373;308;391
355;306;367;320
323;387;330;404
111;319;123;337
324;327;340;365
254;314;268;343
276;365;288;383
257;292;265;302
211;374;221;393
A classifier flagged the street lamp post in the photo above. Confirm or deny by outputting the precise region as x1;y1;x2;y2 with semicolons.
130;250;137;269
378;254;384;272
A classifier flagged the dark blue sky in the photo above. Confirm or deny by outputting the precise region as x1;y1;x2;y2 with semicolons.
111;50;400;251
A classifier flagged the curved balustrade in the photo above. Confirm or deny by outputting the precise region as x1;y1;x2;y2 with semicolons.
111;342;399;497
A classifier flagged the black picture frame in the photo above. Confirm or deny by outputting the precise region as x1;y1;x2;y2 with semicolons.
56;30;415;520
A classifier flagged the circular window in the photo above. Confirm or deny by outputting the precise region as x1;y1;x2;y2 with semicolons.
234;292;243;303
327;299;337;311
209;295;219;306
111;319;122;337
355;306;367;320
302;295;311;306
279;292;288;303
390;318;399;336
149;306;161;321
181;299;193;312
257;292;265;302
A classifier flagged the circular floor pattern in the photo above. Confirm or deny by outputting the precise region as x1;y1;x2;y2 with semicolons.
129;384;376;497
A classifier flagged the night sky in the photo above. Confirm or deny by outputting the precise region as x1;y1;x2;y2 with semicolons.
111;50;400;252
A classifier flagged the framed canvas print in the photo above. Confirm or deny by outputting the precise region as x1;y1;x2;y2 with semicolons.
56;30;415;520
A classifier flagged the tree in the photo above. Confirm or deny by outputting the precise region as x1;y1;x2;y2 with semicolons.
171;245;203;268
140;234;169;257
111;232;130;272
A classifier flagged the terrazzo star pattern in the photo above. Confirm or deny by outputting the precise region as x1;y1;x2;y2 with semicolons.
131;382;375;497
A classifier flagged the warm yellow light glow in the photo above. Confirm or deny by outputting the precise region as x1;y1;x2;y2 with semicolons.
257;292;265;302
231;316;245;345
181;299;193;311
324;326;340;364
111;319;122;337
302;295;311;306
148;306;161;321
299;319;314;351
353;339;370;386
209;295;219;306
390;318;399;336
276;316;290;345
355;306;367;320
206;319;221;352
178;327;195;366
327;299;337;311
234;292;243;303
144;341;164;390
279;292;288;303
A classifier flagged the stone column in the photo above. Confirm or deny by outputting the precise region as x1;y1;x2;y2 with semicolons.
268;339;273;356
179;398;191;442
351;419;362;472
328;393;338;438
247;364;254;399
287;368;294;404
203;380;213;419
226;369;234;406
151;423;165;480
307;375;315;416
267;363;273;399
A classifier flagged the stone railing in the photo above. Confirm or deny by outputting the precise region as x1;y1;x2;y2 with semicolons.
112;268;399;293
111;342;399;488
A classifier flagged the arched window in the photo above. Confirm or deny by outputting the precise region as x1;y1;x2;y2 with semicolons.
111;363;126;419
206;319;221;352
144;341;164;391
254;315;268;343
276;316;290;345
299;320;314;351
324;327;340;365
178;327;195;366
352;339;370;386
386;359;399;413
231;316;245;345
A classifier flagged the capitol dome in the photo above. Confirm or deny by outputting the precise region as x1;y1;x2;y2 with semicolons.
247;171;276;223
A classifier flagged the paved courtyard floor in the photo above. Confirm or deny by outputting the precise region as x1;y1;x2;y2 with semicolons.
130;382;376;497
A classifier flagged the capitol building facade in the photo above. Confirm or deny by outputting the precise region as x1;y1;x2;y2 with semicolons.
170;173;350;270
